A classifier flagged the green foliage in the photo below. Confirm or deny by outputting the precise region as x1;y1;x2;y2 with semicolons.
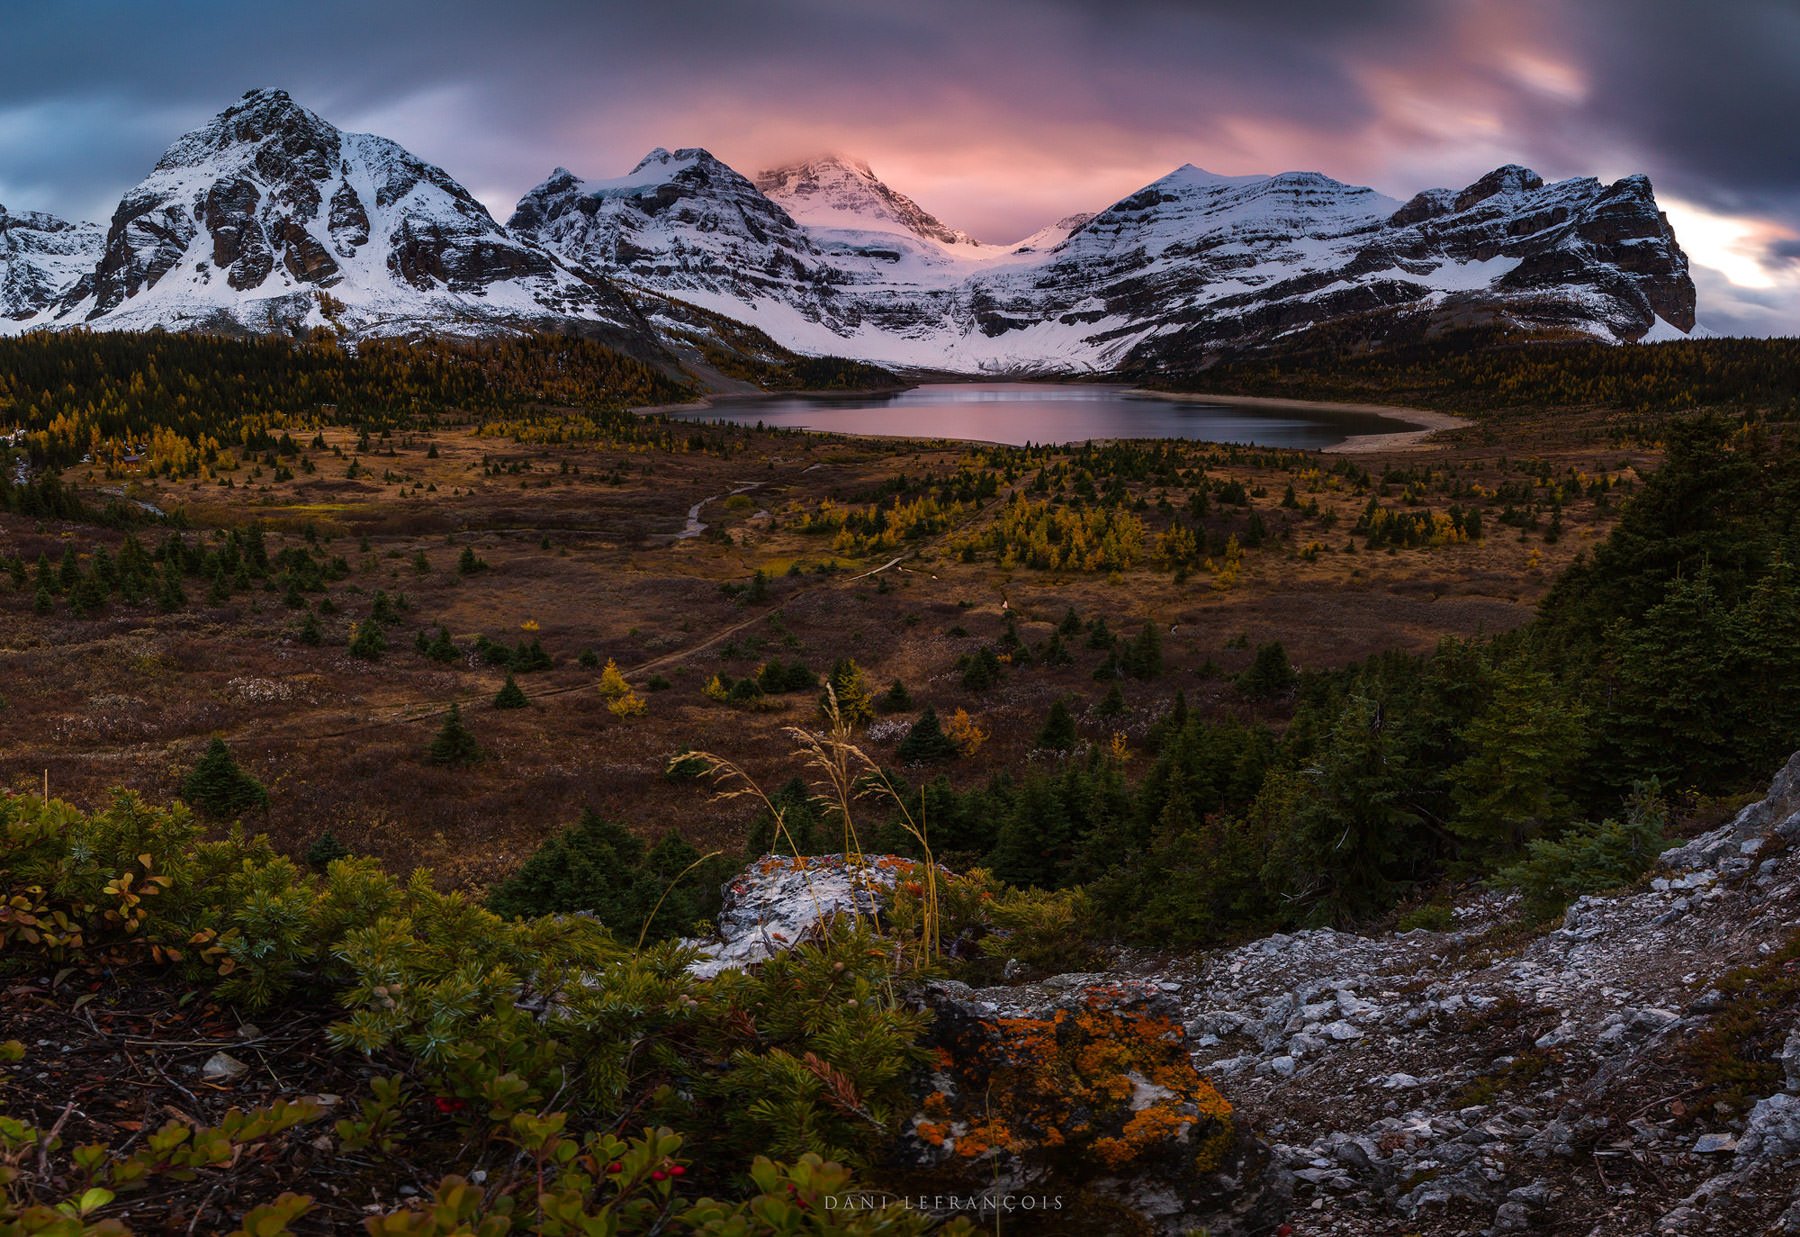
896;706;958;763
425;704;482;768
493;673;528;709
1491;786;1669;921
877;679;913;712
1448;665;1588;850
1237;641;1297;699
180;738;268;818
485;811;725;943
1152;330;1800;418
1036;697;1078;752
349;616;388;661
304;831;351;870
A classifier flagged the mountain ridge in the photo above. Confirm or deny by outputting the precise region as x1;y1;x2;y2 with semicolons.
0;88;1698;376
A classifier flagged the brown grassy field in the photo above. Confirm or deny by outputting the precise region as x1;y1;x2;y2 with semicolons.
0;407;1650;885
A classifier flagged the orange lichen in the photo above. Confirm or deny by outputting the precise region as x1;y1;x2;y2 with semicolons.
914;1119;951;1147
922;987;1234;1174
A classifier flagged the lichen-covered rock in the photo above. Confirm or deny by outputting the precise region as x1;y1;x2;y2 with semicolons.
899;977;1282;1236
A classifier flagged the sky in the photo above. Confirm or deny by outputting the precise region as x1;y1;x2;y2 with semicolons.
1;0;1795;336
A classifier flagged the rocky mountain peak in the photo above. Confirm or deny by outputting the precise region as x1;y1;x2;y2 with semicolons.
24;88;648;346
1455;164;1547;211
755;154;979;248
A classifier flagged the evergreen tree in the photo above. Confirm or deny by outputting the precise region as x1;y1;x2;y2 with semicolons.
1261;696;1416;926
1448;664;1587;850
158;560;186;611
1123;622;1163;679
897;706;958;763
1036;697;1079;752
1098;682;1126;717
349;617;387;661
180;738;269;818
877;680;913;712
486;809;644;924
494;673;528;709
423;626;458;663
1238;641;1297;699
426;703;482;767
297;610;323;645
305;831;351;869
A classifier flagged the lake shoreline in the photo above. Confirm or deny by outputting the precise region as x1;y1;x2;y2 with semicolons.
633;384;916;417
638;381;1470;453
1129;389;1472;453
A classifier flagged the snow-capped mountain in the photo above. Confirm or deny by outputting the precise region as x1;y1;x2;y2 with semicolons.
519;151;1696;372
5;89;650;347
754;156;981;249
0;206;101;321
0;89;1698;373
507;148;832;309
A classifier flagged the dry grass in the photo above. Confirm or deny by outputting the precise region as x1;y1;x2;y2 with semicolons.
0;413;1644;890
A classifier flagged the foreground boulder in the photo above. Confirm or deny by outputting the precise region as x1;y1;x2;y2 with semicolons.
683;853;914;977
901;976;1281;1235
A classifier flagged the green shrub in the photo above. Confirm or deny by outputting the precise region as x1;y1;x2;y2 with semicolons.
493;673;528;709
485;810;724;943
180;738;268;818
1490;785;1669;920
426;703;482;767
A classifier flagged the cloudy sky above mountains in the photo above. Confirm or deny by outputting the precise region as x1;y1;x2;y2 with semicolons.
1;0;1794;335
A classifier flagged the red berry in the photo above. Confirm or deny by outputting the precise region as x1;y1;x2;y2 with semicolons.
606;1162;623;1173
670;1165;686;1177
650;1170;667;1182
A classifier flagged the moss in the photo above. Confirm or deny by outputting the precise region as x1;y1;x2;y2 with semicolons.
1453;1046;1554;1108
1682;929;1800;1114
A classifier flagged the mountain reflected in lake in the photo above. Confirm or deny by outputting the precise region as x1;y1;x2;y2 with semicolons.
662;383;1411;449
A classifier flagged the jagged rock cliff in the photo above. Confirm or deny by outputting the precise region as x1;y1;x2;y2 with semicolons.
0;205;101;321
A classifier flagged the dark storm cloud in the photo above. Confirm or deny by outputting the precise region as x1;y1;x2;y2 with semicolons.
0;0;1794;332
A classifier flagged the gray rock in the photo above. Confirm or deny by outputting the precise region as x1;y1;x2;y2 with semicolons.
1736;1092;1800;1164
202;1051;249;1082
1692;1132;1738;1154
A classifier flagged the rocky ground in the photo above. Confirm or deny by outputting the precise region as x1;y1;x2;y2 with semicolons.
696;755;1800;1234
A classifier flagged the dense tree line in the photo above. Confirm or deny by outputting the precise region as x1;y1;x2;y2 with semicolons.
0;332;695;471
1146;331;1800;417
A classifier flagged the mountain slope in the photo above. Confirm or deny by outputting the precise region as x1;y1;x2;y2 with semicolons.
0;205;101;322
14;89;653;349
